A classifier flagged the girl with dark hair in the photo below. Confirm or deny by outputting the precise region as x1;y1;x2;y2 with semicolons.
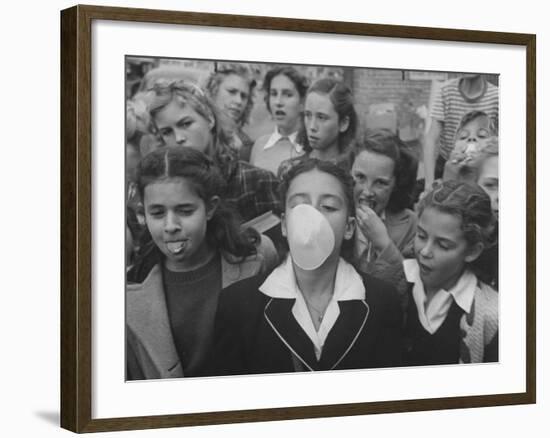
250;66;309;174
350;129;419;289
146;79;281;223
209;158;402;376
126;147;278;380
402;180;498;365
205;63;257;161
303;77;358;164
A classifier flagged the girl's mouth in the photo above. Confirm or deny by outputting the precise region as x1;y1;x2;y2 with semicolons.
418;262;433;275
358;197;375;210
274;110;286;118
166;241;188;255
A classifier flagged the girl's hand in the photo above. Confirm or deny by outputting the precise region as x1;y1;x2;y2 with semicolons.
355;205;391;253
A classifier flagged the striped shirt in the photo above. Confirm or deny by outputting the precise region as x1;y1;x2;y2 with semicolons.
430;78;499;159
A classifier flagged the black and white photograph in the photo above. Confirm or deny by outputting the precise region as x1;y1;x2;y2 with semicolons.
124;57;500;380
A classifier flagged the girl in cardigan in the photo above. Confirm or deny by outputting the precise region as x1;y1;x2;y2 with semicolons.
402;180;498;365
210;158;402;376
126;147;277;380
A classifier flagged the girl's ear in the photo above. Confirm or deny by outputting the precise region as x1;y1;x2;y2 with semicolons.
339;116;350;133
344;216;356;241
281;213;287;238
206;196;220;220
465;241;484;263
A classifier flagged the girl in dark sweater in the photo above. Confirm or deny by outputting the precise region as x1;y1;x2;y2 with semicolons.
126;147;277;380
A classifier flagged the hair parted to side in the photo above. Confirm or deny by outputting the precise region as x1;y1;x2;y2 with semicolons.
305;77;358;154
146;79;238;177
277;157;356;264
136;146;257;261
262;65;309;113
205;63;257;127
417;180;497;266
351;128;418;212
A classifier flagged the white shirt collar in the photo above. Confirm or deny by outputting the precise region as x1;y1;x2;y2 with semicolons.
403;259;477;334
260;256;365;359
263;128;302;152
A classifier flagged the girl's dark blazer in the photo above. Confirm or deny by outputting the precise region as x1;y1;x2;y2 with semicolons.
209;272;403;376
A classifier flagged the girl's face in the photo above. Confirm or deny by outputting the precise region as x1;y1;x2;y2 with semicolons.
304;92;348;153
414;207;481;294
478;155;499;215
213;74;250;123
282;169;354;259
455;115;491;154
144;177;217;272
154;99;213;153
351;150;396;216
269;74;303;134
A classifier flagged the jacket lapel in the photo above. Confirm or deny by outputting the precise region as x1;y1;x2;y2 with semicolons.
319;300;370;370
126;265;183;379
264;298;320;371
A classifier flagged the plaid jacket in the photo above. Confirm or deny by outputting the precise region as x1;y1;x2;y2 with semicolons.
224;160;281;222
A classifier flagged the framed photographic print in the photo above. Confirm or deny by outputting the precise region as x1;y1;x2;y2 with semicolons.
60;4;536;433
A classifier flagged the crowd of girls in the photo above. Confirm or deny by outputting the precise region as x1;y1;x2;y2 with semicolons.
125;63;499;379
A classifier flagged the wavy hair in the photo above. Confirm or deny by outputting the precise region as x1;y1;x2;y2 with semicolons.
417;179;497;275
304;78;358;154
262;65;309;113
145;79;238;179
351;128;418;212
205;63;256;127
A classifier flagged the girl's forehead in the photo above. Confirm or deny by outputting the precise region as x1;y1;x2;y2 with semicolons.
419;207;464;238
286;169;347;200
143;177;200;201
271;74;297;90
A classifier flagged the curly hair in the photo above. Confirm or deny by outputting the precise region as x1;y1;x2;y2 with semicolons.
205;63;256;127
303;78;358;155
262;66;309;113
135;147;258;265
417;180;497;275
145;79;238;180
350;128;418;212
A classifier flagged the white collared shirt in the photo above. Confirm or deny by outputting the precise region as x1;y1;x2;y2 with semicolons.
260;256;365;360
262;128;303;153
403;259;476;334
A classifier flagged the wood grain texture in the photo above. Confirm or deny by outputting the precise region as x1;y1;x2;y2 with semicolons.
60;4;536;433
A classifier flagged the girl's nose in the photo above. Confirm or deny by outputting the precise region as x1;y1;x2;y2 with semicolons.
164;212;181;233
419;241;433;258
174;129;187;145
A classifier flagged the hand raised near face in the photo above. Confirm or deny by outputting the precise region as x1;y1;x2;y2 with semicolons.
355;203;391;253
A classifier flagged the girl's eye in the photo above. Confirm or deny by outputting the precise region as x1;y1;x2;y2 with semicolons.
270;90;278;97
321;205;338;212
159;129;172;137
375;180;390;188
177;120;192;129
478;128;490;138
283;91;294;98
177;207;195;216
304;111;312;119
457;129;469;139
148;209;164;218
416;232;427;241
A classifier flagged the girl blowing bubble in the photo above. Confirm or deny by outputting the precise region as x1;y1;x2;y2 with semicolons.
402;180;498;365
210;158;402;375
126;147;277;380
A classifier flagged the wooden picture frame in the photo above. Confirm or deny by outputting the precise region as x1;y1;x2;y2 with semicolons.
60;4;536;433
